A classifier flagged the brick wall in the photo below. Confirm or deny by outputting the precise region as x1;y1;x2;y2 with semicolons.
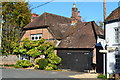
21;28;59;46
21;28;53;40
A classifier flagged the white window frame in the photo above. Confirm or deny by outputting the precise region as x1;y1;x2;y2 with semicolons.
30;34;42;40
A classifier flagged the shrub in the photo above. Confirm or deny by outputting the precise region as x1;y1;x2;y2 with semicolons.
97;74;107;79
34;65;39;69
34;58;41;64
14;38;62;70
4;64;14;67
14;65;22;68
45;64;58;70
36;58;48;70
48;55;62;64
15;60;33;68
27;47;42;58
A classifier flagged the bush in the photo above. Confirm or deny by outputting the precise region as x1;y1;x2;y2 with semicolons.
97;74;107;79
15;60;33;68
34;58;41;64
4;64;14;67
14;38;62;70
48;55;61;64
36;58;48;70
27;47;42;58
14;64;22;68
45;64;58;70
34;65;39;69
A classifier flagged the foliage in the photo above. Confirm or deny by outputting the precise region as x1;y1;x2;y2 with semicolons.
34;58;41;64
2;2;31;55
34;65;39;69
26;47;42;58
14;38;62;70
36;58;48;70
13;46;27;55
14;60;33;68
45;64;57;70
48;53;61;64
97;74;107;79
97;21;103;28
4;64;14;67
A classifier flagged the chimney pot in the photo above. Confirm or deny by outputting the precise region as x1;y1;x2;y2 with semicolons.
73;4;76;8
31;13;39;22
71;4;82;24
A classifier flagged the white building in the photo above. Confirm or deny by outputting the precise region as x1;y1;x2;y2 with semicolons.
105;7;120;74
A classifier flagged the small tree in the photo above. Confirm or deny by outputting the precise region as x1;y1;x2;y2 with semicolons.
14;38;62;70
2;2;31;55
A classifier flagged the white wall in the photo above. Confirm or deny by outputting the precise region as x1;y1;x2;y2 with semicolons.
106;21;120;74
106;22;119;46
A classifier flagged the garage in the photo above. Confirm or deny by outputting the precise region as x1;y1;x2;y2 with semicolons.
57;50;93;72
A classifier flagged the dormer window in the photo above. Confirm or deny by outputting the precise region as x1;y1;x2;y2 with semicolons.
31;34;42;40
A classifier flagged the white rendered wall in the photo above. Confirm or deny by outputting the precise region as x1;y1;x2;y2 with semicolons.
106;21;120;74
106;22;119;46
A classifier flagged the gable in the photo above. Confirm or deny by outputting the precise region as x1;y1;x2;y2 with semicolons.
23;12;72;39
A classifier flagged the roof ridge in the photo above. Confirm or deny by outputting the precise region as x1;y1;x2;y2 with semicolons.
42;12;71;20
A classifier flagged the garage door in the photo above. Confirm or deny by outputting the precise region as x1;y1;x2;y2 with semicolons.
57;50;92;72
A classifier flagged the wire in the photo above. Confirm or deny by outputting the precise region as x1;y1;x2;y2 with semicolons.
31;0;55;10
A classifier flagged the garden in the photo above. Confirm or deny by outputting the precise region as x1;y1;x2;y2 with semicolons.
3;38;62;71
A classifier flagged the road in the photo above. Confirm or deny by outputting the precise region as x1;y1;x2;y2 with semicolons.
1;68;82;78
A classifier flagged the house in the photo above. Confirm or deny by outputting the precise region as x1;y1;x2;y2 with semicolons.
105;7;120;75
21;4;104;72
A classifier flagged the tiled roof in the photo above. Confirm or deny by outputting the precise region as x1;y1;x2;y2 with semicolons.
24;12;71;39
58;21;103;48
106;7;120;21
23;12;104;48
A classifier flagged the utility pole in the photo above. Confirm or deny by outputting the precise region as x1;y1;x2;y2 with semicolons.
103;0;106;21
103;0;109;78
103;0;106;75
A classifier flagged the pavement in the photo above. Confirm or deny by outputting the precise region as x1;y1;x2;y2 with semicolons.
1;68;98;79
69;73;98;78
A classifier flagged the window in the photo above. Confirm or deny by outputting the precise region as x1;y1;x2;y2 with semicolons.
115;51;120;70
115;28;120;43
30;34;42;40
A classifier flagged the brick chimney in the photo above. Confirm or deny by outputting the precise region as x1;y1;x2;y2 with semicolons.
31;13;39;22
71;4;81;24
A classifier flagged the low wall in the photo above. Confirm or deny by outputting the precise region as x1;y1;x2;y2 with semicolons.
0;55;19;65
